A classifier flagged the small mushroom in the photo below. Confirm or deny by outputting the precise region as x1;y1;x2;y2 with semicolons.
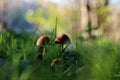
36;35;50;61
55;33;71;56
51;58;60;71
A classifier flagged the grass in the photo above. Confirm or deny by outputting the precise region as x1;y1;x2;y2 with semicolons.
0;30;120;80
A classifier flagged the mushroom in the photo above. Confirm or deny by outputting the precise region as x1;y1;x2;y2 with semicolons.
52;34;71;71
55;33;71;56
51;58;60;71
36;35;50;61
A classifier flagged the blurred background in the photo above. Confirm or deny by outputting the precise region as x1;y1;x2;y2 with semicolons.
0;1;120;80
0;0;120;41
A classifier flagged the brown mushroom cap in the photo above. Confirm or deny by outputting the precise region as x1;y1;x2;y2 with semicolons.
36;35;50;46
55;34;71;44
51;58;60;67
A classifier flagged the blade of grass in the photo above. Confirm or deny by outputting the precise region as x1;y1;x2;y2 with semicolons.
55;17;58;38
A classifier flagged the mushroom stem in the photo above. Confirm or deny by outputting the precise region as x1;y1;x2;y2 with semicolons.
36;35;50;65
42;46;46;57
60;44;70;57
61;43;64;52
37;45;46;64
59;43;64;57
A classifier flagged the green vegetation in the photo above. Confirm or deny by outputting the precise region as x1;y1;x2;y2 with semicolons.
0;30;120;80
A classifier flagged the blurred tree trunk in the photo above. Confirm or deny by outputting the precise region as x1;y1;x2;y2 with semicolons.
77;0;89;40
72;0;120;42
98;0;108;28
2;0;8;30
79;0;88;30
70;0;81;46
72;0;99;41
110;7;120;41
88;0;99;28
86;0;99;40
